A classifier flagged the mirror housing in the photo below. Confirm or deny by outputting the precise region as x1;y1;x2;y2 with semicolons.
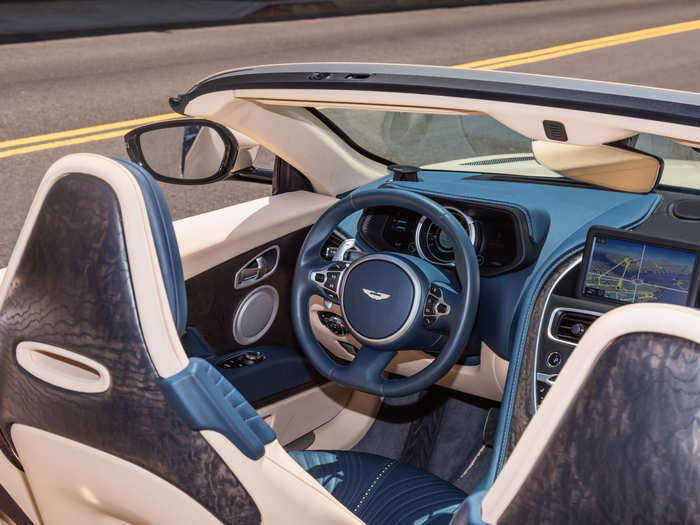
124;118;239;184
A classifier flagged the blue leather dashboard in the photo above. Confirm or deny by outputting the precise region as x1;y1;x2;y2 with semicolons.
344;170;660;361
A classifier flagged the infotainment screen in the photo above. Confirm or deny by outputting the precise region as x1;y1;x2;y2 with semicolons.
580;227;699;306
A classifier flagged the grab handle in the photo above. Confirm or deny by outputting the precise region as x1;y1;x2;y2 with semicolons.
16;342;111;394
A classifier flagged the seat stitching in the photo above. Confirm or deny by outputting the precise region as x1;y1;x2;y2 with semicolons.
353;460;397;514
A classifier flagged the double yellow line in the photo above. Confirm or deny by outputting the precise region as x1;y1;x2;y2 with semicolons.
0;113;178;159
1;18;699;160
454;18;700;70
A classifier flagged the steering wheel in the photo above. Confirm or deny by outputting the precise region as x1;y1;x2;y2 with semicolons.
292;189;480;397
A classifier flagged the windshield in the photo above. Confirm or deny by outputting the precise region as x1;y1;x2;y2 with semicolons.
316;108;700;190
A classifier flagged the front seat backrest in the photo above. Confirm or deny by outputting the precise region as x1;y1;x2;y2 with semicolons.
0;154;261;524
474;303;700;525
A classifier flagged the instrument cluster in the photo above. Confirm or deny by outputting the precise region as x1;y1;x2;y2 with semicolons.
357;198;532;277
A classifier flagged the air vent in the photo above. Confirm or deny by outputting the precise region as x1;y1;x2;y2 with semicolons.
551;309;599;344
460;155;535;166
543;120;568;142
321;230;346;260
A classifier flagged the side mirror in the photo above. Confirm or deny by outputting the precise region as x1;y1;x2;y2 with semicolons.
124;118;238;184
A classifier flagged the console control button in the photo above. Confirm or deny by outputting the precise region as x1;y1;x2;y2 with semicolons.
220;351;266;369
536;380;550;404
546;352;562;368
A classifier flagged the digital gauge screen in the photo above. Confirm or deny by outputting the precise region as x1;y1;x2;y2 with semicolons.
579;227;700;306
415;207;477;265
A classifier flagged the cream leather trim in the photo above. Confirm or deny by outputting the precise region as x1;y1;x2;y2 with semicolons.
190;99;388;196
257;383;352;447
0;447;41;524
532;140;660;193
310;389;382;451
226;89;700;146
185;89;699;198
202;432;364;524
311;296;508;401
0;154;188;378
387;343;508;402
174;191;337;280
0;268;5;288
482;303;700;523
15;342;111;394
11;424;222;525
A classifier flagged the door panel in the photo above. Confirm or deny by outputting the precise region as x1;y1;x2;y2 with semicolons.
186;227;309;355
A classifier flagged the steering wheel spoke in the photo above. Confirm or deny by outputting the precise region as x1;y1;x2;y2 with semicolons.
309;260;351;304
333;345;397;392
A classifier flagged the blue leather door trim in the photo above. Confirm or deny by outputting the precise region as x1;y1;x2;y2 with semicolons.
215;346;325;405
181;326;216;358
159;358;275;460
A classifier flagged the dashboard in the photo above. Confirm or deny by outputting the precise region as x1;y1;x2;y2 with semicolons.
356;198;537;277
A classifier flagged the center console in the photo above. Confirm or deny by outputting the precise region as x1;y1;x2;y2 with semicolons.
534;225;700;407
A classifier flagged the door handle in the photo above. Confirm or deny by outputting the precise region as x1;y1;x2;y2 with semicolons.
234;246;280;289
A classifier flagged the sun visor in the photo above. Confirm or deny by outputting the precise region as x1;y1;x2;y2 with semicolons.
532;140;661;193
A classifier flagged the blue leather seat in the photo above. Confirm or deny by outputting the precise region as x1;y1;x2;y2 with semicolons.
290;450;466;525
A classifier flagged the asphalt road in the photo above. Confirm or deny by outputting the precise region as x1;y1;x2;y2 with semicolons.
1;0;699;266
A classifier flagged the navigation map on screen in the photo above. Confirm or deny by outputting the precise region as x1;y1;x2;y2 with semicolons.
582;235;696;305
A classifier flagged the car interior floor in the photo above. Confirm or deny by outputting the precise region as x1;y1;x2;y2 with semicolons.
348;385;498;493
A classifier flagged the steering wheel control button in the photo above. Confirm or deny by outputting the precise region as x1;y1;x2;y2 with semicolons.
423;282;451;327
425;295;438;315
318;311;347;336
341;256;419;343
546;351;562;368
339;341;358;356
325;271;340;291
313;272;325;284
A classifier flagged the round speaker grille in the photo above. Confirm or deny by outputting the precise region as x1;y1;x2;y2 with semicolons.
232;285;279;345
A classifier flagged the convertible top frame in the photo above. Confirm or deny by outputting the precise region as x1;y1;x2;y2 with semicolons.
171;63;700;128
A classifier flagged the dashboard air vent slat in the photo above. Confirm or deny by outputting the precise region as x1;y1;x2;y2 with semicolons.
554;311;598;344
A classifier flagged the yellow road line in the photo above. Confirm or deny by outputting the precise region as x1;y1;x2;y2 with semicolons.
455;19;700;70
0;113;178;150
0;129;134;159
1;19;698;159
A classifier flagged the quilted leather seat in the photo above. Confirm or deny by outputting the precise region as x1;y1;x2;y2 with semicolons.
290;450;466;525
